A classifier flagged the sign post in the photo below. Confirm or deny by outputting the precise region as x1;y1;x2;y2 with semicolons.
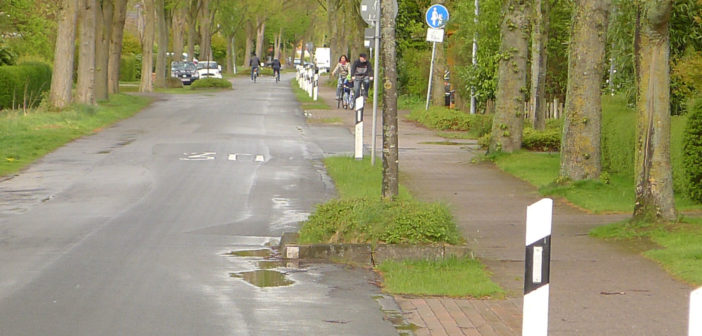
424;4;449;110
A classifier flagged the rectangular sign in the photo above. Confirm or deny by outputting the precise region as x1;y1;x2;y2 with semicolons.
315;48;331;69
426;28;444;43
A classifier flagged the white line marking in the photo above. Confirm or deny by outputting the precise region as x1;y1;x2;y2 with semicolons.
228;154;237;161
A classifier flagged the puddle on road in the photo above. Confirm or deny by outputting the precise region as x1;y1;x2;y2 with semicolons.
419;141;464;146
231;270;294;288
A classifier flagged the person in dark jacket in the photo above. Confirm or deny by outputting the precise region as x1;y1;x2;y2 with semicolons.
271;58;281;80
249;52;261;81
350;53;373;99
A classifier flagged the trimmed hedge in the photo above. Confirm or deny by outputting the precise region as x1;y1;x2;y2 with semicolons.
119;54;138;82
190;78;232;89
0;62;52;110
683;98;702;201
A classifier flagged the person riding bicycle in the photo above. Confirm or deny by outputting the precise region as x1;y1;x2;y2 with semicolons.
331;55;350;100
351;53;373;99
343;74;354;109
271;58;281;80
249;52;261;81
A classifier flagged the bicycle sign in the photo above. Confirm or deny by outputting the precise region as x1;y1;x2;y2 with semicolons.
425;4;449;28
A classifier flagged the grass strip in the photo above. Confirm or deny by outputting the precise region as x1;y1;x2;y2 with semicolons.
377;256;504;298
590;217;702;286
291;79;331;110
0;94;151;177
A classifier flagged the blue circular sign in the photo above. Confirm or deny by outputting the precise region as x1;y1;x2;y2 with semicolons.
426;5;449;28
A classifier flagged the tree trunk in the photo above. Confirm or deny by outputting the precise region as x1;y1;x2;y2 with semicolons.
76;0;98;105
327;0;340;64
199;0;211;61
256;19;265;61
275;27;283;60
94;0;113;102
560;0;610;180
154;0;167;88
107;0;126;95
381;0;399;199
172;7;186;61
488;0;529;153
633;0;676;222
243;22;253;67
226;34;233;74
187;0;198;61
529;0;549;130
50;0;80;109
139;0;154;92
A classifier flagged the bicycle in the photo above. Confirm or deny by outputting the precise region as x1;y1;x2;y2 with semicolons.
336;75;345;109
273;68;280;83
252;67;259;83
352;77;371;110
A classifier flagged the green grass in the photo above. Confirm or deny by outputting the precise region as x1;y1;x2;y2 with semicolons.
324;156;412;200
377;257;504;298
307;117;343;125
590;217;702;285
291;79;331;110
0;94;151;177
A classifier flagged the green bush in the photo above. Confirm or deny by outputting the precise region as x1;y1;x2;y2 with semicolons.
190;78;232;89
298;198;461;245
408;105;493;136
522;127;561;152
120;54;138;82
683;98;702;201
0;62;52;110
0;45;17;66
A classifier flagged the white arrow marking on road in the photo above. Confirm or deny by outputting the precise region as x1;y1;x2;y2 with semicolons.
180;152;216;161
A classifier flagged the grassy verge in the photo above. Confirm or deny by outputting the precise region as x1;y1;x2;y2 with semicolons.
298;156;503;297
1;94;151;177
291;79;330;110
590;217;702;285
378;257;504;298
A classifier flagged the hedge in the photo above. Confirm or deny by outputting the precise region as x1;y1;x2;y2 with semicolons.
119;54;138;82
190;78;232;89
0;62;52;110
683;98;702;201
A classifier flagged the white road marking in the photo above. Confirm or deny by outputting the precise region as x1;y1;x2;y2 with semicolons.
180;152;216;161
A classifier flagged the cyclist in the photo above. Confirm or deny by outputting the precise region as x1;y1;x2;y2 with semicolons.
331;55;350;101
351;53;373;99
271;58;282;81
249;52;261;81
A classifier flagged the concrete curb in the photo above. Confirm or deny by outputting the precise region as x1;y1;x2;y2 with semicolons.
279;232;474;266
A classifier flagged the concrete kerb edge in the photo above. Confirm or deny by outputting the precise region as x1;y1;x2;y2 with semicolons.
278;232;474;266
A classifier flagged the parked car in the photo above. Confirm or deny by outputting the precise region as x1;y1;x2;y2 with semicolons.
172;61;199;85
196;61;222;79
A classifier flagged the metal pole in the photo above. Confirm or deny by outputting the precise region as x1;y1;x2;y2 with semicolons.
371;3;381;166
470;0;478;114
425;41;436;110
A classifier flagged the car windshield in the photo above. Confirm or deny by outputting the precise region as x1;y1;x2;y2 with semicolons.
171;62;184;70
197;62;218;70
183;63;196;71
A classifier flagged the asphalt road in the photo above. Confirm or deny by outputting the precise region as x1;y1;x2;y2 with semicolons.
0;74;398;336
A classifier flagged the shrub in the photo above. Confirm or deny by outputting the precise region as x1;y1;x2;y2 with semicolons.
0;45;17;66
522;127;561;152
120;54;138;82
408;105;493;136
165;77;183;88
298;198;462;245
683;98;702;202
190;78;232;89
0;62;52;109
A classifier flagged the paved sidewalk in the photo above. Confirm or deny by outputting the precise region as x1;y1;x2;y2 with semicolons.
306;77;694;335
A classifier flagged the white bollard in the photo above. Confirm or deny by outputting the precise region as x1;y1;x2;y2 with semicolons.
691;287;702;336
313;74;319;101
522;198;553;336
354;96;364;160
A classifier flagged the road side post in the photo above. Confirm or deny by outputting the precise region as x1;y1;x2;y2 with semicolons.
691;287;702;336
313;73;319;101
355;95;365;160
523;198;552;336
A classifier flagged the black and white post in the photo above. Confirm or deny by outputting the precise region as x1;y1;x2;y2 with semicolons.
690;287;702;335
523;198;552;336
354;95;364;160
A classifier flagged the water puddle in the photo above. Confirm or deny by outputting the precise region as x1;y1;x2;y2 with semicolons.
419;141;464;145
230;270;294;288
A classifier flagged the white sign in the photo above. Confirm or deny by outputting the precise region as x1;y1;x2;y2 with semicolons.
426;28;444;43
315;48;331;69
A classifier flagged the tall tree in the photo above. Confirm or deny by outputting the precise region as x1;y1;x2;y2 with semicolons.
487;0;529;153
155;0;168;88
95;0;113;101
255;16;265;60
529;0;549;130
560;0;611;180
381;0;399;199
172;5;187;60
50;0;81;109
76;0;98;105
186;0;199;61
633;0;676;221
140;0;155;92
108;0;127;94
199;0;212;61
